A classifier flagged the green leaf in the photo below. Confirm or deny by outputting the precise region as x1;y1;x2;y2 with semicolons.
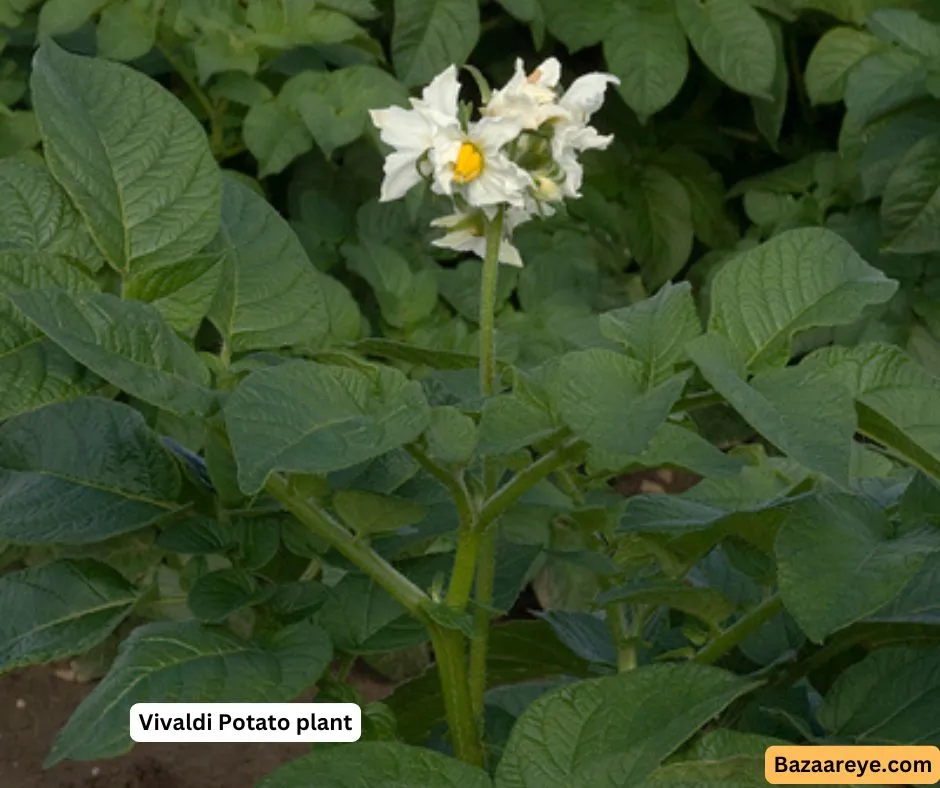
597;580;735;629
97;0;158;61
534;610;617;666
157;517;235;555
344;240;438;328
392;0;480;88
548;349;690;456
675;0;776;99
0;159;97;262
599;282;702;388
46;619;333;765
188;568;272;623
333;489;428;535
540;0;614;51
31;41;221;273
751;17;788;149
243;100;313;179
0;560;138;674
640;731;786;787
880;133;940;254
603;1;688;120
38;0;107;35
619;458;802;534
687;335;855;485
0;250;101;420
819;647;940;744
123;252;223;337
0;398;181;544
208;175;331;353
805;27;882;106
495;664;759;788
282;66;409;158
11;289;214;416
866;9;940;57
844;49;928;128
259;742;493;787
802;342;940;483
776;493;940;642
226;360;431;493
707;228;898;372
478;382;560;456
622;164;694;289
424;406;478;464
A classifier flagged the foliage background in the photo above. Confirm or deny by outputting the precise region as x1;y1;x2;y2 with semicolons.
3;0;940;784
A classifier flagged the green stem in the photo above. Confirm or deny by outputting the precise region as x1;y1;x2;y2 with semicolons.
465;211;507;734
695;593;783;665
156;41;224;154
265;474;430;620
478;208;504;400
445;526;481;608
468;526;497;719
431;626;485;767
406;444;474;531
604;602;636;672
478;435;589;530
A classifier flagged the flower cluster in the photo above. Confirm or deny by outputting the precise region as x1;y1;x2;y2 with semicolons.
369;58;618;267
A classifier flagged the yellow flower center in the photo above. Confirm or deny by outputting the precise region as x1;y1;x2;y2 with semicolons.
453;142;484;184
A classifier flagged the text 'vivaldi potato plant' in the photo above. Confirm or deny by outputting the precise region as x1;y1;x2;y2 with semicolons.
1;0;940;786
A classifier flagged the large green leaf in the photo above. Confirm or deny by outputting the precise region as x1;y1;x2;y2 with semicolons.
548;349;690;456
603;1;688;120
0;250;100;419
687;335;855;485
805;27;882;105
0;158;98;264
259;743;493;788
208;175;333;353
540;0;614;50
776;493;940;642
751;17;788;148
392;0;480;88
0;559;138;674
819;647;940;744
675;0;775;98
11;288;214;416
707;228;898;372
599;282;701;388
621;164;694;289
0;398;181;544
495;664;758;788
843;48;929;128
802;342;940;482
880;133;940;254
225;360;431;493
30;41;221;272
46;619;333;765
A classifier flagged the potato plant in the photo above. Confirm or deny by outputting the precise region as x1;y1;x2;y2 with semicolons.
1;0;940;785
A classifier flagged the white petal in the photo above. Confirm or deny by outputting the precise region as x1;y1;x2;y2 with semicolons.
561;72;619;120
380;151;423;202
370;106;432;151
472;117;524;152
498;238;523;267
422;64;461;118
533;58;561;89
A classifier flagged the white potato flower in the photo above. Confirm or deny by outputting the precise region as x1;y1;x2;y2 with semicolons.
369;65;461;202
429;117;532;209
431;207;529;267
482;57;565;129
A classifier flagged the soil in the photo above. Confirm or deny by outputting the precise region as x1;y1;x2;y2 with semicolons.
0;664;394;788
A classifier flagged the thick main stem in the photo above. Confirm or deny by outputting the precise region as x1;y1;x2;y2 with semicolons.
431;626;485;767
466;209;506;732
